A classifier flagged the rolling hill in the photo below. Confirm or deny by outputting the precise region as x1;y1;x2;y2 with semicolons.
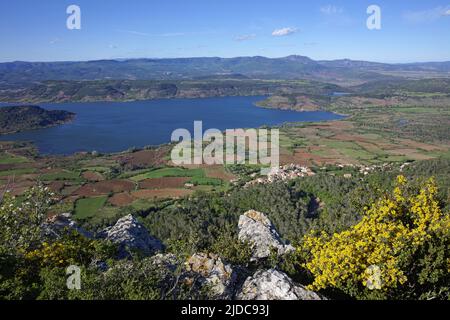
0;105;75;134
2;55;449;86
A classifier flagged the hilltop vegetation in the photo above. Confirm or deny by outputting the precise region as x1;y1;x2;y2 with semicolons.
0;79;342;104
0;105;74;134
0;159;449;300
352;78;450;96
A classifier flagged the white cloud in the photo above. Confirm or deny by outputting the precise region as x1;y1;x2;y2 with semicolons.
320;5;343;15
49;38;61;45
234;34;256;41
118;29;150;36
403;6;450;23
159;32;186;37
271;27;299;37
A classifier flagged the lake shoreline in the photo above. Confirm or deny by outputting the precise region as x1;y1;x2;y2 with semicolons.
0;96;345;156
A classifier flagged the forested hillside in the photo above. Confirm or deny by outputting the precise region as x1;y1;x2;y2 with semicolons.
0;105;74;134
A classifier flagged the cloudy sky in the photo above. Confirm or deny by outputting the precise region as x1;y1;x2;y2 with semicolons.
0;0;449;62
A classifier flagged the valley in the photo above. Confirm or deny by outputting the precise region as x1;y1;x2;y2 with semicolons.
1;57;449;302
3;0;450;304
1;76;449;230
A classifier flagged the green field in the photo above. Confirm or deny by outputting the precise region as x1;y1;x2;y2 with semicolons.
0;168;36;177
81;166;112;174
74;196;108;219
0;153;30;165
40;170;83;182
188;176;223;186
129;167;205;181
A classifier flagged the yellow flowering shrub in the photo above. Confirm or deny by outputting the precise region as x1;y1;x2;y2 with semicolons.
25;233;98;268
302;175;450;296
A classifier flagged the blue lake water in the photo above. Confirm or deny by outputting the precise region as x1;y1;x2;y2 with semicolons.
0;96;344;155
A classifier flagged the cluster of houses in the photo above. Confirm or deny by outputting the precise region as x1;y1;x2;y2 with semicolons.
241;161;413;187
244;164;315;187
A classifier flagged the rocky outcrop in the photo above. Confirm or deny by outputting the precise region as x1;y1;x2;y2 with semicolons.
144;252;239;299
185;253;237;299
100;214;163;258
237;269;323;300
43;212;92;239
149;253;179;272
238;210;294;260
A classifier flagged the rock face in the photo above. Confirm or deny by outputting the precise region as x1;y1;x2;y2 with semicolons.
101;214;163;258
237;269;323;300
185;253;237;299
238;210;294;260
43;212;92;239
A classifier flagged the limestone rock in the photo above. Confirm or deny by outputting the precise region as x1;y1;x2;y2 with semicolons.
238;210;293;260
237;269;323;300
101;214;163;258
43;212;92;239
185;253;237;298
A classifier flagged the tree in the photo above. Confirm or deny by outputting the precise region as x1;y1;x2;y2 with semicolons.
0;185;56;253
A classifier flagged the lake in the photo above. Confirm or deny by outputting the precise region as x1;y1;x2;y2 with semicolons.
0;96;344;155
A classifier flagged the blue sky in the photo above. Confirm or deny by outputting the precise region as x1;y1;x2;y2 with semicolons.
0;0;449;63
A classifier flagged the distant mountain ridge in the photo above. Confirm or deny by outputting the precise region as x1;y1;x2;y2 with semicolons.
1;55;449;85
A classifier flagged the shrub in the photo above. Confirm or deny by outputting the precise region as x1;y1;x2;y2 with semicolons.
0;185;56;253
211;230;252;266
301;175;450;299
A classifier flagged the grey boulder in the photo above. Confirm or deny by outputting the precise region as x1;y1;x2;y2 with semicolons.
185;253;238;299
237;269;323;300
238;210;294;260
101;214;163;258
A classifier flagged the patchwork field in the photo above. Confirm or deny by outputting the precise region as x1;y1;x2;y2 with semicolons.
138;177;190;189
0;144;235;221
279;119;449;166
131;188;194;200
